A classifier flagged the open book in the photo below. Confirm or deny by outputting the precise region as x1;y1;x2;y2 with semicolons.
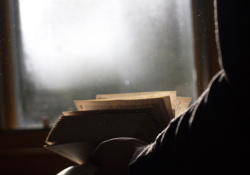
45;91;191;174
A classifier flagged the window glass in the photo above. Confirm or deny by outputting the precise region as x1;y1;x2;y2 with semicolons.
17;0;196;128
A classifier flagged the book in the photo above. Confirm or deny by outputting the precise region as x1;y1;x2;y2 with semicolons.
45;91;191;174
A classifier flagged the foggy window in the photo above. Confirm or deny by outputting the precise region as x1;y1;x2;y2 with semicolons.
17;0;196;128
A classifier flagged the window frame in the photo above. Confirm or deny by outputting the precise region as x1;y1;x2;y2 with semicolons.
0;0;220;130
1;0;220;129
0;0;18;129
0;0;221;129
192;0;220;96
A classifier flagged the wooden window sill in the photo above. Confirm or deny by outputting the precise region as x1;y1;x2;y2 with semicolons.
0;129;75;175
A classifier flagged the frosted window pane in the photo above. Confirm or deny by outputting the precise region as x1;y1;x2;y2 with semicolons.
17;0;196;128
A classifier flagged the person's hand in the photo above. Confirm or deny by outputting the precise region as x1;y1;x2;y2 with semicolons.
91;137;147;175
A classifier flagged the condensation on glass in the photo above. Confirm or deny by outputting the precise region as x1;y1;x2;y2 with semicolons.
16;0;196;128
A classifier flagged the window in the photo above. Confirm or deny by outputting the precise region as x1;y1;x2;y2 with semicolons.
3;0;208;129
0;1;221;174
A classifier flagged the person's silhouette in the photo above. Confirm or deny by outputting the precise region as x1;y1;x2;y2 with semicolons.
91;0;250;174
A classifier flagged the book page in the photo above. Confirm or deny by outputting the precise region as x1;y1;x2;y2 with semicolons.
57;163;97;175
175;96;192;117
75;97;172;127
46;113;161;144
62;108;164;130
45;113;161;164
45;142;99;164
95;91;176;118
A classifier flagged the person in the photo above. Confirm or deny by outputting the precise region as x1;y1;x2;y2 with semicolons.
91;0;250;174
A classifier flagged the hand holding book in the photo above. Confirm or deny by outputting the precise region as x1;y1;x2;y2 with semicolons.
91;138;147;175
45;91;191;174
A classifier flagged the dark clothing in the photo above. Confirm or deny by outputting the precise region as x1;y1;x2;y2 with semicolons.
129;0;250;174
129;70;250;174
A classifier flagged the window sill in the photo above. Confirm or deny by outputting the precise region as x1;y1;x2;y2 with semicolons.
0;129;75;175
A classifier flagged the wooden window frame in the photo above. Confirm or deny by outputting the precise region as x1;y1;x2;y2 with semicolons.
0;0;17;129
192;0;220;96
